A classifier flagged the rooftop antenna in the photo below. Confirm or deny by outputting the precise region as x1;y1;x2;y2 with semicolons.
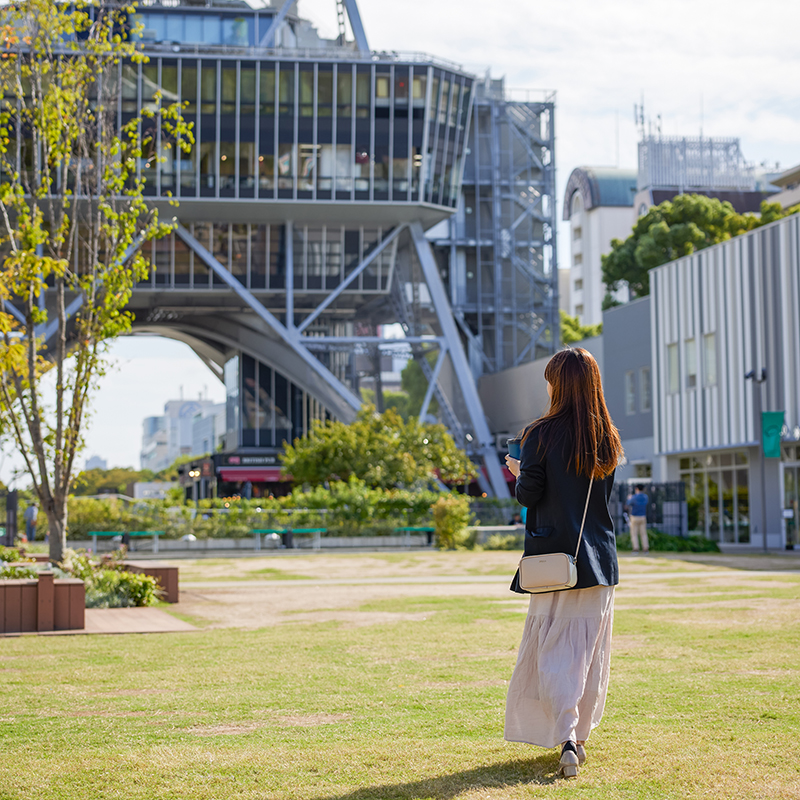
633;95;645;140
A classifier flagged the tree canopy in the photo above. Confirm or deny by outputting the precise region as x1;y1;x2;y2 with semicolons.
560;309;602;344
280;405;477;489
0;0;190;560
601;195;799;299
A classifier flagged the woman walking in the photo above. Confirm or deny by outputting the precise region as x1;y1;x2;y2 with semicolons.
504;347;622;779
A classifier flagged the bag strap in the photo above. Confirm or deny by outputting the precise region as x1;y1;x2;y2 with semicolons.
573;473;594;560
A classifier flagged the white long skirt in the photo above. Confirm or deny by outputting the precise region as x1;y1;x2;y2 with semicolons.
504;585;614;748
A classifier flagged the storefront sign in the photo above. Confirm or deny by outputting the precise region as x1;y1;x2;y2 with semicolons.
762;411;785;458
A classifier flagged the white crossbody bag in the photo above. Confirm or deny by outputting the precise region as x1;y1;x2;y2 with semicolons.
517;475;593;593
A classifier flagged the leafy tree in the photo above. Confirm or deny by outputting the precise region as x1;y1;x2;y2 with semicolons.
560;309;602;344
400;352;439;419
0;1;190;560
154;453;207;482
280;405;477;489
72;467;154;497
360;387;411;421
602;195;799;299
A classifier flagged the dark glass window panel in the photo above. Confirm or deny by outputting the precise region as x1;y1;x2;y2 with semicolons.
213;224;230;267
274;372;290;445
291;384;304;443
325;228;341;288
181;64;197;113
344;229;360;273
221;66;236;114
279;65;294;112
269;224;285;289
242;353;256;446
259;66;275;112
299;66;313;117
161;62;178;104
142;64;158;112
240;65;256;112
259;153;275;193
200;63;217;114
318;68;333;117
154;234;171;286
240;140;255;196
192;224;212;288
250;225;267;289
355;68;370;118
395;68;409;102
174;235;191;285
199;140;215;196
258;362;274;447
121;63;138;114
337;69;352;116
231;224;248;280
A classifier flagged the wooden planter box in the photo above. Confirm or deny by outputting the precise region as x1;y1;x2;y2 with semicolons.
0;572;85;634
123;562;179;604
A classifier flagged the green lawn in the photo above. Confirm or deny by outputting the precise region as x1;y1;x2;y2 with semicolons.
1;554;799;799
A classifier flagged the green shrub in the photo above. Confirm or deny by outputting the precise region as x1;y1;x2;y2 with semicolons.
483;532;524;551
0;564;39;579
616;529;720;553
432;494;475;550
0;545;26;563
84;569;160;608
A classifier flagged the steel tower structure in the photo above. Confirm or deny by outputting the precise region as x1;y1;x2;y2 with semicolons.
13;0;558;497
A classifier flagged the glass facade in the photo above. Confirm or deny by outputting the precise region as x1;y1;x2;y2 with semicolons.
136;222;395;293
117;54;469;208
225;352;326;449
679;450;750;543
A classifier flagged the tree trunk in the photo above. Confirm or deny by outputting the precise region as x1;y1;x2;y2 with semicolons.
46;503;68;563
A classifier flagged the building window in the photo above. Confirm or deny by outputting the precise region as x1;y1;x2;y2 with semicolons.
640;366;651;412
573;253;582;266
625;370;636;415
685;338;697;389
667;343;679;394
704;332;717;386
575;304;584;317
679;450;749;543
574;279;583;291
634;463;652;478
573;226;582;241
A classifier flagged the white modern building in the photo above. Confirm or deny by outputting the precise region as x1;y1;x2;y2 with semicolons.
651;211;800;549
562;167;637;327
769;163;800;211
141;399;220;473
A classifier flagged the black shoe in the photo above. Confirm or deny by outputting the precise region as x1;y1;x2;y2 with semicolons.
559;741;579;778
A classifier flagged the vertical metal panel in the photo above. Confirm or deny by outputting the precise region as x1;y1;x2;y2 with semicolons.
369;64;375;201
235;59;241;198
215;60;221;199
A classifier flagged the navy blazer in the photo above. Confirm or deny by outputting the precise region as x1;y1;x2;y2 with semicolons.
510;424;619;594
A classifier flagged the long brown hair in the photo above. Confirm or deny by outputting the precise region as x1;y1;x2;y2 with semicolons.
523;347;622;479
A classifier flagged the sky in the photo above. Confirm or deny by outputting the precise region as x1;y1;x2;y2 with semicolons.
3;0;800;483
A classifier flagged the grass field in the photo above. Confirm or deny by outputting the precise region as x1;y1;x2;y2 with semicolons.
1;551;800;799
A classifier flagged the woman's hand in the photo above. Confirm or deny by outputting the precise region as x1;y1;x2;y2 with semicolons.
505;454;520;478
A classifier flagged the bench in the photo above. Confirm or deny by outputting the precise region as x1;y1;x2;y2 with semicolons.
289;528;326;551
252;529;286;551
87;531;165;554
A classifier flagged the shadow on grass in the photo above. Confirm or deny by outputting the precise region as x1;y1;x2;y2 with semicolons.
314;755;560;800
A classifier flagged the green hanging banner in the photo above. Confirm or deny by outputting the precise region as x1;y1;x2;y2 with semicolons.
762;411;785;458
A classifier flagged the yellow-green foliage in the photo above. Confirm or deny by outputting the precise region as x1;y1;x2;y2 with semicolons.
431;494;475;550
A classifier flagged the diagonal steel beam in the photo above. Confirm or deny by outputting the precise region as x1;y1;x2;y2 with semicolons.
418;344;448;423
342;0;370;53
409;221;510;498
259;0;295;47
1;300;25;325
297;224;406;333
176;224;362;419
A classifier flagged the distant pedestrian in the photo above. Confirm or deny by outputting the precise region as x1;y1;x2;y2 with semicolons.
626;484;649;553
23;502;38;542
